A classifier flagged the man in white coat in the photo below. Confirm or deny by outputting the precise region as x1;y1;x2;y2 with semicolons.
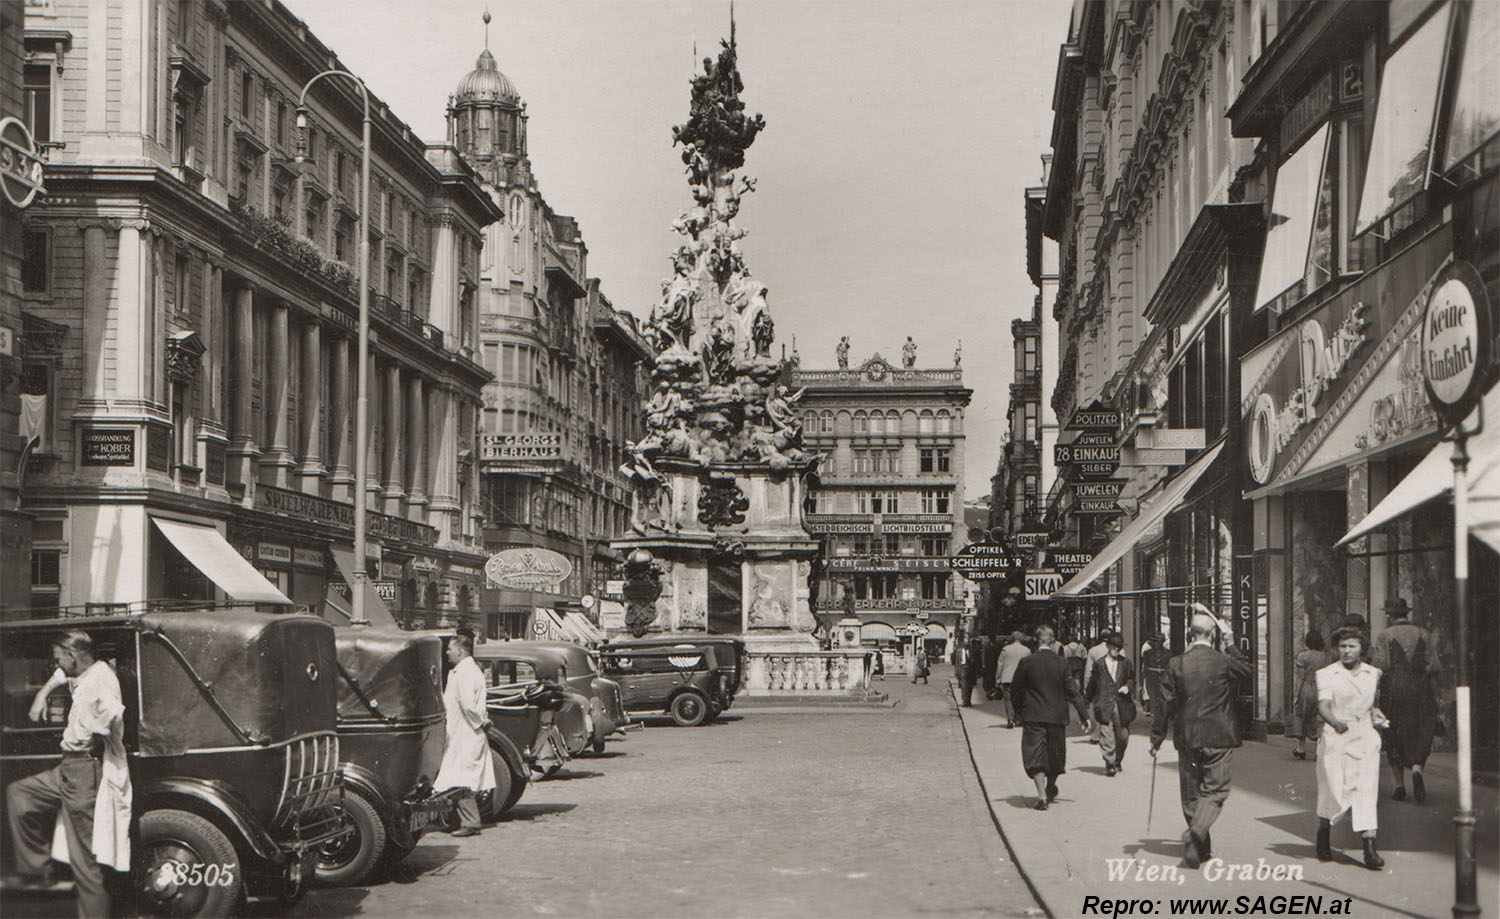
437;633;495;837
8;631;130;918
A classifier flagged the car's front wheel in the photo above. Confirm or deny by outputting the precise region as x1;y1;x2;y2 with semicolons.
134;809;244;918
480;750;515;821
669;691;708;727
316;787;386;887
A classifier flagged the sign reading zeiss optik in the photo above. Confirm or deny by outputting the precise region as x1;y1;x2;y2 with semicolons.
950;543;1021;582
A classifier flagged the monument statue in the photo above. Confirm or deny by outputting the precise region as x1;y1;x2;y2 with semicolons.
902;337;917;369
836;336;850;369
954;339;962;368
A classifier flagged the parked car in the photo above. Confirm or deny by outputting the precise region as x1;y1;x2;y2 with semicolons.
602;637;747;719
499;641;637;751
1;609;347;917
472;644;594;760
598;646;727;727
483;678;577;784
320;627;460;886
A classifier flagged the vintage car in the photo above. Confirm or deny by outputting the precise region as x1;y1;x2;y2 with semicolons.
597;646;727;727
0;609;347;917
483;678;576;784
500;641;637;751
471;643;594;760
602;637;747;719
320;627;463;886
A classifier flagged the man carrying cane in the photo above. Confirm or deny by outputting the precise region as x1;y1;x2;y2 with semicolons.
1149;606;1251;869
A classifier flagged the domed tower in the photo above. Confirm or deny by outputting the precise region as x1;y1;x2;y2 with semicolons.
448;10;528;183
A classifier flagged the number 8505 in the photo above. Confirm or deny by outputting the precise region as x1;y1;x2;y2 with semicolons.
166;861;236;887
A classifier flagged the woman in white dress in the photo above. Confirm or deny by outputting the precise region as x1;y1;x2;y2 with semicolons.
1315;627;1389;870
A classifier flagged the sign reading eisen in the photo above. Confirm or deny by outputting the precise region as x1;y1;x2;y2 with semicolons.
485;547;573;591
1421;260;1491;424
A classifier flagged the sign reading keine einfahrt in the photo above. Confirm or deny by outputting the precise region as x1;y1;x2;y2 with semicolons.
486;547;573;591
1421;260;1490;424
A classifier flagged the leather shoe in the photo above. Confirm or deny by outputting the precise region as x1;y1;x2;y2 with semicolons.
1316;819;1333;862
451;827;480;837
1412;773;1426;804
1034;799;1049;811
1045;780;1058;802
1362;837;1384;870
1392;786;1407;801
1105;764;1118;777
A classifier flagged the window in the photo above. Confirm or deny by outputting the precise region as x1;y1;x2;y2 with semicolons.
1354;1;1453;235
1024;403;1038;442
31;549;61;611
855;491;871;514
937;411;953;434
920;574;947;600
276;102;288;147
23;64;51;145
806;490;819;514
872;491;899;513
22;229;49;294
20;361;54;451
174;253;191;315
304;196;324;246
852;448;869;474
1023;336;1038;372
921;536;950;557
919;411;935;434
920;447;935;473
1443;0;1500;170
820;412;833;433
854;412;868;434
240;70;254;121
1254;123;1330;310
334;219;350;263
935;447;951;473
920;489;950;514
884;534;902;556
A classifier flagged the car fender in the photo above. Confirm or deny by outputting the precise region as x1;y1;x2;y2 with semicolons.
484;726;528;782
337;763;400;826
137;777;284;864
665;686;708;713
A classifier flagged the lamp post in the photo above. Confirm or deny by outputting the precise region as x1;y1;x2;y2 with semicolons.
296;70;372;626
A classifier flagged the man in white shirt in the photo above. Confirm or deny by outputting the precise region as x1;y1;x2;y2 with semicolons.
995;633;1032;729
8;631;128;918
435;634;495;837
1081;633;1113;744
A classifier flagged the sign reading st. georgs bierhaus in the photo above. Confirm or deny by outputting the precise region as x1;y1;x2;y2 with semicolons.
1421;260;1491;424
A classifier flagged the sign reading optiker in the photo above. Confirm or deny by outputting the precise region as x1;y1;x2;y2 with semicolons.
481;433;563;461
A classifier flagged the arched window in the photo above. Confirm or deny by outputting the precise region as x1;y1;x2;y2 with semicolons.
854;411;869;434
820;411;834;433
919;410;935;435
937;410;953;434
887;411;902;435
869;413;884;436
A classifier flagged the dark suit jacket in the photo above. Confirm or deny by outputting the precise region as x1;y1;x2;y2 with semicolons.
1086;654;1136;722
1010;648;1088;726
1151;642;1251;749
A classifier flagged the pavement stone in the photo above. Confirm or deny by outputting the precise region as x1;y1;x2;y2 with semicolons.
268;677;1042;919
951;680;1499;919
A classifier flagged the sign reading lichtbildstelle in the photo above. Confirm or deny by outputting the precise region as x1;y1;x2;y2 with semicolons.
1421;260;1491;425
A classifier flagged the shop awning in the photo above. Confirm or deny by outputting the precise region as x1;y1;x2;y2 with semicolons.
923;622;949;640
330;547;398;627
564;611;606;644
861;621;898;642
150;517;292;605
533;607;567;641
1338;383;1500;553
1053;442;1227;598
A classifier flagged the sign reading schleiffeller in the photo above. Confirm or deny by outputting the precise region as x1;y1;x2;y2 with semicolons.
950;543;1021;582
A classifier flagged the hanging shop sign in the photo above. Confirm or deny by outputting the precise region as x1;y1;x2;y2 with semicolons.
1066;403;1121;430
485;547;573;591
0;116;45;209
1135;427;1205;450
949;542;1022;582
257;542;292;564
1069;432;1117;446
1054;443;1121;465
1420;260;1491;425
373;580;399;601
1049;552;1094;576
1073;498;1124;516
480;433;562;462
1069;479;1126;500
1024;570;1063;601
1241;226;1452;487
293;548;324;568
1014;531;1050;550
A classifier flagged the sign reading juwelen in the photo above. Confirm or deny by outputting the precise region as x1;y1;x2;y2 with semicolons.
1241;226;1453;488
1069;478;1124;517
1420;260;1491;425
950;543;1021;582
485;547;573;591
480;433;562;462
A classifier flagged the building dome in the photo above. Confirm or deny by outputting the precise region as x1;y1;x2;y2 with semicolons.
454;48;520;106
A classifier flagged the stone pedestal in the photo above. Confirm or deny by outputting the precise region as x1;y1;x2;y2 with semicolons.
612;457;820;642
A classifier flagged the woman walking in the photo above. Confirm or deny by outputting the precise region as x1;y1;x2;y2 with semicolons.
1315;627;1388;870
1372;598;1439;803
1292;631;1332;759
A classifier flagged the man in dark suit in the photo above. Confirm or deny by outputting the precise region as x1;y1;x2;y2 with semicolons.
1011;623;1091;810
953;636;983;706
1150;607;1252;868
1086;631;1136;776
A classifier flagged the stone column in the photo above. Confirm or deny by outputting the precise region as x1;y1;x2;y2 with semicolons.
381;361;405;512
365;351;381;510
326;333;353;501
115;223;146;407
259;301;292;486
226;282;260;490
428;214;457;337
295;320;326;493
405;371;429;514
80;224;109;408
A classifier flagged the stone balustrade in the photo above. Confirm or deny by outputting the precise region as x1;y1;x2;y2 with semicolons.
743;648;871;694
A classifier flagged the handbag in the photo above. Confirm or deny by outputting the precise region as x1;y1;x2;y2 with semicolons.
1117;696;1138;727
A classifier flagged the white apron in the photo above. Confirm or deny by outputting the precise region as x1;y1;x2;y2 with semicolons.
434;657;496;793
50;662;132;870
1315;661;1382;833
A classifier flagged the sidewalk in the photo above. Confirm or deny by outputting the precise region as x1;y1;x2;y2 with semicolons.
951;682;1498;919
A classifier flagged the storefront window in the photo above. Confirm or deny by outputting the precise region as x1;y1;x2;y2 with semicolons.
1442;0;1500;170
1255;124;1329;310
1354;1;1453;236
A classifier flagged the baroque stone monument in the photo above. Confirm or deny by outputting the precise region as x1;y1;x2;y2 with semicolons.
613;20;821;651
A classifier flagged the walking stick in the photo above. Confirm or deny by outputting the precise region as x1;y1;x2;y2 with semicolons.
1147;747;1158;836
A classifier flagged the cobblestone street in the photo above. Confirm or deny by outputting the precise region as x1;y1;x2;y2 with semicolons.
282;680;1040;919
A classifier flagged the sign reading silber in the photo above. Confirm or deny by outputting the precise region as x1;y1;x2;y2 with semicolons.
485;547;573;591
1421;260;1490;424
480;433;563;461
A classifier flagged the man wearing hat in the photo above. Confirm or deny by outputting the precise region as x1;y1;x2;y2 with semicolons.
1141;633;1170;716
1086;632;1136;775
1150;605;1252;869
1371;597;1439;803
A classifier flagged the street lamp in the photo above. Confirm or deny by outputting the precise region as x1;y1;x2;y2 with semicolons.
296;70;372;626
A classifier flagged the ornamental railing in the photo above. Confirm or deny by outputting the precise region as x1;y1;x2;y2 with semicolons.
743;649;871;694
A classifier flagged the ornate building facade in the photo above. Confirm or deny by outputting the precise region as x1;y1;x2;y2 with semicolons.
16;0;496;625
793;348;971;660
448;26;652;639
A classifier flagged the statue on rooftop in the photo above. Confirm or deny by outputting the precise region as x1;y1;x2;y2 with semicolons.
902;336;917;369
836;336;850;369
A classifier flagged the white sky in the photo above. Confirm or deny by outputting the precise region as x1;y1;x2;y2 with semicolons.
290;0;1069;499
